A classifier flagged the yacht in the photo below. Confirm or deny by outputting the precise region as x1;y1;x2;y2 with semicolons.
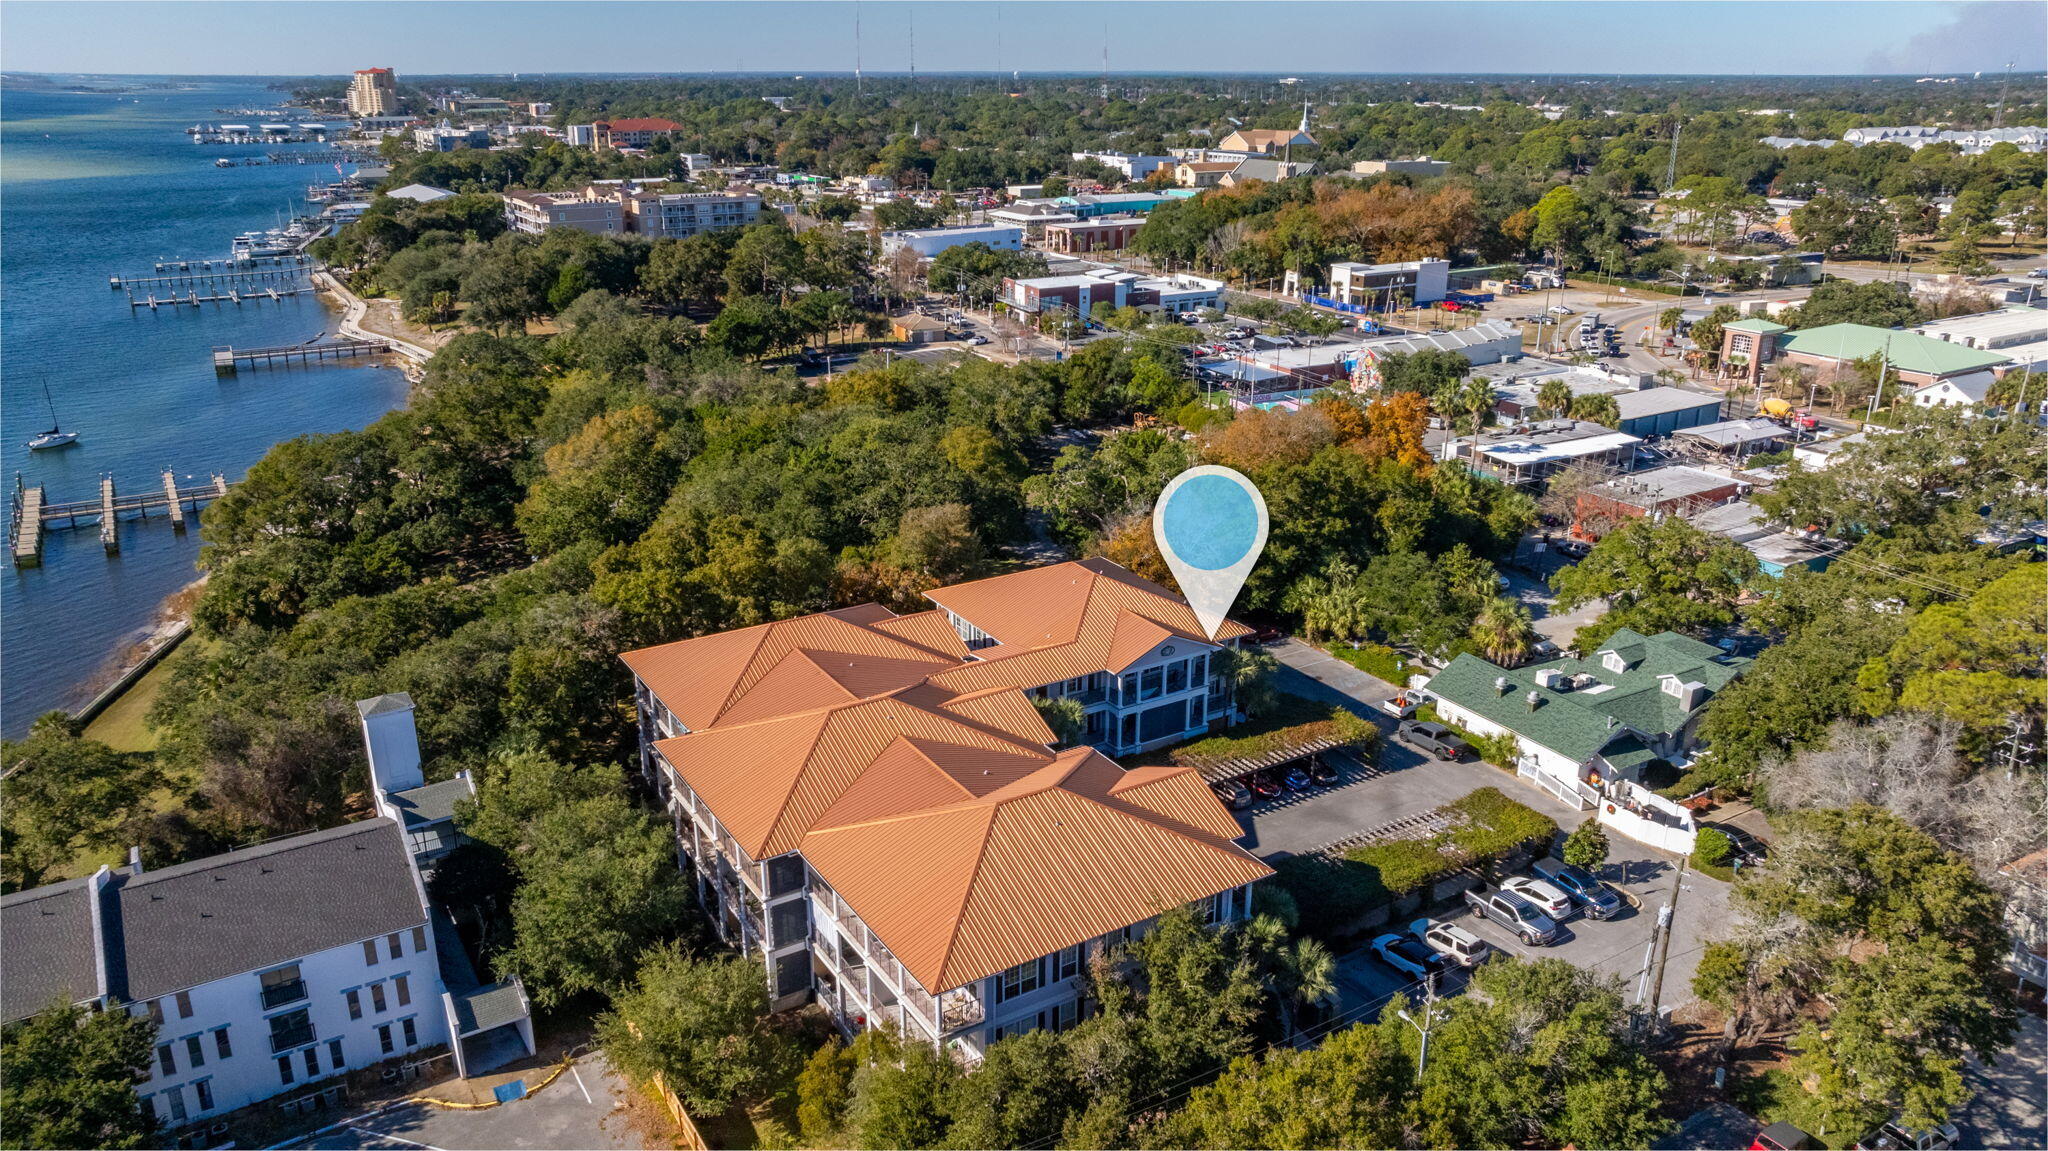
25;381;78;450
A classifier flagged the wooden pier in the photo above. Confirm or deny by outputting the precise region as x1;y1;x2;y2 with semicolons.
111;265;309;290
142;254;310;275
212;338;392;374
132;286;312;309
10;471;235;566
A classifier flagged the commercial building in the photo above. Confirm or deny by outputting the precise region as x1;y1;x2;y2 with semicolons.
1612;386;1724;439
890;313;951;344
526;102;553;119
1912;306;2048;377
620;559;1273;1057
1328;258;1450;306
987;201;1082;238
502;188;625;235
1574;465;1749;533
348;68;399;118
1670;418;1791;462
412;123;491;153
1425;629;1750;843
1003;268;1225;317
592;117;684;150
1718;317;1791;390
1218;158;1318;186
1458;421;1644;485
1684;501;1835;578
1043;216;1145;255
1347;321;1524;389
1068;191;1181;219
1070;151;1176;182
1350;157;1451;177
1775;323;2012;402
564;124;596;147
880;224;1023;259
0;695;531;1137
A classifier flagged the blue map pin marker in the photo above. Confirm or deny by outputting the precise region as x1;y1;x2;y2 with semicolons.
1153;465;1269;640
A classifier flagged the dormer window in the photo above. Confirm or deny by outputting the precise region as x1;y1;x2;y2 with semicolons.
1602;650;1628;675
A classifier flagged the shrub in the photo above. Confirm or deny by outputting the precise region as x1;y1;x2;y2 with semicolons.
1347;838;1457;897
1692;827;1733;869
1445;787;1557;858
1269;854;1384;938
1159;693;1376;769
1563;821;1611;869
1331;642;1412;686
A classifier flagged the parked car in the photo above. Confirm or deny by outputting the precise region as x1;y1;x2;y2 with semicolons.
1501;875;1573;920
1751;1122;1822;1151
1282;764;1315;792
1852;1121;1961;1151
1308;755;1340;785
966;334;989;346
1397;719;1474;762
1411;918;1491;968
1549;304;1576;315
1248;772;1284;800
1211;780;1253;811
1463;888;1560;945
1701;821;1768;863
1531;859;1624;919
1370;932;1441;978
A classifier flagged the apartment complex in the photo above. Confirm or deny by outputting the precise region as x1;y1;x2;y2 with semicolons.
412;123;492;153
620;559;1273;1061
501;183;761;238
348;68;399;118
592;117;684;150
0;696;532;1137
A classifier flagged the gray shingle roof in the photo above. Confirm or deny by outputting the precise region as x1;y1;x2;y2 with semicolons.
389;777;474;829
452;981;530;1035
111;821;425;1002
0;876;100;1023
1426;629;1749;764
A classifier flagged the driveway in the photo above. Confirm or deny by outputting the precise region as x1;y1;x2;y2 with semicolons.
1955;1009;2047;1151
288;1052;641;1151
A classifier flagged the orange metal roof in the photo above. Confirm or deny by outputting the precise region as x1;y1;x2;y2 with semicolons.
623;559;1268;991
801;749;1272;992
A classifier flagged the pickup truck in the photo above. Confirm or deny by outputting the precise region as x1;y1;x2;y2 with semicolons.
1463;887;1560;945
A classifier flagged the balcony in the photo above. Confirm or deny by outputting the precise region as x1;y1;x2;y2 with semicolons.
259;979;307;1010
1068;688;1108;707
267;1020;316;1055
939;987;986;1032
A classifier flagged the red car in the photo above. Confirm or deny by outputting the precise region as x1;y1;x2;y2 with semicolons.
1752;1122;1821;1151
1247;773;1284;800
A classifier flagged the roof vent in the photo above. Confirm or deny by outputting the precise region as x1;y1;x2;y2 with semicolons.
1525;690;1542;711
1494;676;1510;696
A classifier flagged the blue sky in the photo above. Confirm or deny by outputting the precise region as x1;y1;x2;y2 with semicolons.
3;1;2042;77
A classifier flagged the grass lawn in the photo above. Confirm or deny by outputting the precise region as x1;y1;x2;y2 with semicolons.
81;645;185;752
1323;641;1416;687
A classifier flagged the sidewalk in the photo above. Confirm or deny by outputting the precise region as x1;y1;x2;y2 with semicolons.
314;271;444;367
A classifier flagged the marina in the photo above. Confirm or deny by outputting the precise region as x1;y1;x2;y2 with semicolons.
10;470;236;566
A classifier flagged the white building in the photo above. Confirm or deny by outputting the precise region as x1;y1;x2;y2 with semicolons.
623;189;763;239
881;224;1024;259
564;124;596;147
0;698;533;1139
1070;151;1177;181
1328;258;1450;305
1913;307;2048;378
412;123;491;152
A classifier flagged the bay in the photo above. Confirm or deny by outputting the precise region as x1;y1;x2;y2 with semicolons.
1;76;412;735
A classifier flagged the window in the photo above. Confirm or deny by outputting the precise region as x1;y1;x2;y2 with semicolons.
1118;672;1139;702
166;1085;187;1124
363;940;379;966
400;1018;417;1048
328;1038;344;1068
769;899;809;949
139;1095;156;1124
260;964;306;1009
1139;667;1163;701
156;1044;175;1076
1191;654;1206;683
999;957;1044;1003
370;983;387;1014
146;999;164;1025
1057;945;1081;980
377;1025;395;1055
345;989;362;1020
1065;677;1084;694
1138;700;1188;743
1120;714;1137;747
213;1028;232;1060
303;1048;320;1077
194;1079;213;1112
1165;660;1187;694
175;991;193;1019
411;926;428;953
267;1009;314;1054
277;1056;294;1086
184;1035;206;1069
394;975;410;1008
387;933;403;961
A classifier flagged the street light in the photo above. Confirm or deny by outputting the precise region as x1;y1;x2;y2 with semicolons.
1393;973;1442;1082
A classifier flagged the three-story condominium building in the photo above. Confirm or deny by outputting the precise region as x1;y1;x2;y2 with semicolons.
620;558;1274;1062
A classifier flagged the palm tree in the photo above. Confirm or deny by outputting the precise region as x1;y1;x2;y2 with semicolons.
1569;392;1622;428
1452;375;1496;464
1658;306;1686;336
1469;596;1535;665
1537;377;1574;418
1245;917;1338;1040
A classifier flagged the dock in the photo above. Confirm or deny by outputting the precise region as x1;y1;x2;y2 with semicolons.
10;471;236;566
142;254;309;275
132;286;312;309
111;265;309;290
212;338;393;374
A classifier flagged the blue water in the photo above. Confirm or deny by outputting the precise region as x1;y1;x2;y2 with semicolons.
1;78;412;735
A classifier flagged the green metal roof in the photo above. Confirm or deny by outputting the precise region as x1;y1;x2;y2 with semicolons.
1426;629;1750;765
1723;318;1788;335
389;777;474;830
1779;323;2009;378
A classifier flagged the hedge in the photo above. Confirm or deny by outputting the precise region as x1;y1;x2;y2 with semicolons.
1328;642;1414;687
1570;273;1699;297
1156;693;1378;769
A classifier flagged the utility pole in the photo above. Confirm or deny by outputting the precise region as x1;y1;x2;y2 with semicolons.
1396;972;1442;1080
1994;60;2014;129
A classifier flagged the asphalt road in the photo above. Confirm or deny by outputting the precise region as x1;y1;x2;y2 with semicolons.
1955;1009;2047;1151
289;1054;640;1151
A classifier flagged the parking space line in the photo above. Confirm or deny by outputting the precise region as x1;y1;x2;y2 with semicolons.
569;1062;594;1105
348;1127;443;1151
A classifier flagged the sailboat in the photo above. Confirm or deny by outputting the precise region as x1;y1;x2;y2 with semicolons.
25;379;79;450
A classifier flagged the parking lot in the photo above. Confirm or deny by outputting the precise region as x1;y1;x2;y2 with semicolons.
287;1052;641;1151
